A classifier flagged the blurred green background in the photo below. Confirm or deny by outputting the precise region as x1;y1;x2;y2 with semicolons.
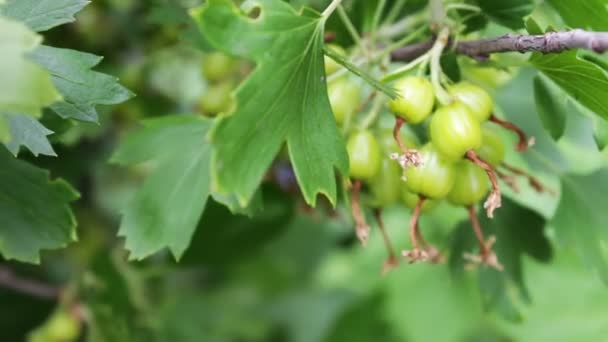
2;0;608;341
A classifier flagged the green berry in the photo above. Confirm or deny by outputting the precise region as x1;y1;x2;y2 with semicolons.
202;52;235;82
448;82;493;122
328;78;360;125
429;101;482;161
447;160;489;206
401;188;440;212
388;76;435;124
199;81;234;115
347;130;382;180
370;157;402;206
403;144;456;199
476;125;506;167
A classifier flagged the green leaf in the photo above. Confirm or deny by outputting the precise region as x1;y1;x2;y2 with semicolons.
3;114;56;156
0;148;78;263
111;115;212;260
551;169;608;283
30;46;134;123
477;0;534;30
533;74;568;140
593;116;608;150
194;0;348;207
0;17;61;117
450;198;551;320
546;0;608;31
531;51;608;121
0;0;89;32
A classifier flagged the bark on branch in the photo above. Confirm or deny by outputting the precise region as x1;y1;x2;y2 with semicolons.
391;29;608;62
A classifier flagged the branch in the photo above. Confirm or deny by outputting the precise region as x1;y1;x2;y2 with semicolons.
391;30;608;61
0;265;61;300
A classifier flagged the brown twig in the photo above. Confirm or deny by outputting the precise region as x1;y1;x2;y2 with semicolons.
0;265;60;300
391;30;608;62
373;209;399;275
351;180;370;246
489;114;534;152
466;150;501;218
402;196;429;263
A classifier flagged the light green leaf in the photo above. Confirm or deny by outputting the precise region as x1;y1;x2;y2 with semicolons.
546;0;608;31
194;0;348;207
30;46;134;123
3;114;55;156
551;169;608;283
0;148;78;263
533;74;568;140
531;51;608;121
593;116;608;150
111;115;212;260
0;0;89;32
0;17;61;117
477;0;534;30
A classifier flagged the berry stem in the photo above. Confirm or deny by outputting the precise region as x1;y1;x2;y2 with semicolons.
391;117;423;169
429;27;453;105
467;206;489;256
373;208;399;275
351;180;370;246
489;114;534;152
500;162;557;195
409;196;425;250
466;150;502;218
496;169;520;193
465;206;504;271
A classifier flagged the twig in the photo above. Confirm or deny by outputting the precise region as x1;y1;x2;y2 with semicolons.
490;114;534;152
0;265;60;300
391;30;608;61
466;150;501;218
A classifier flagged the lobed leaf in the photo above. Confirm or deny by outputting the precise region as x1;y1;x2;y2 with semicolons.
194;0;348;207
533;74;568;140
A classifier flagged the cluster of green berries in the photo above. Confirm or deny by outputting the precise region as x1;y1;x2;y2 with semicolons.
199;52;238;116
324;46;540;271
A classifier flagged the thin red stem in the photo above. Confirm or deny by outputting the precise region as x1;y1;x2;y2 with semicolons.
490;114;532;152
467;206;489;256
409;196;425;250
351;180;370;245
466;150;502;218
393;117;408;154
500;162;556;195
373;209;399;274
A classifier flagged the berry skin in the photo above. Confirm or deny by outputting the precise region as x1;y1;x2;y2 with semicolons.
401;188;439;212
199;82;234;115
202;52;235;83
476;125;506;167
429;101;482;162
347;130;382;181
324;44;347;75
370;157;402;206
403;144;456;199
388;76;435;124
447;160;489;206
448;82;494;122
328;78;360;125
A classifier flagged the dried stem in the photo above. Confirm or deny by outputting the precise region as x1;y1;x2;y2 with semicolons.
390;117;423;171
373;209;399;275
351;180;370;246
489;114;534;152
402;196;429;263
391;30;608;62
464;206;503;271
466;150;501;218
496;169;520;193
0;265;60;300
500;162;556;195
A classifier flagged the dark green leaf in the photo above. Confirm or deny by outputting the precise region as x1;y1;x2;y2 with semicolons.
194;0;348;207
0;148;78;263
0;0;89;32
3;114;55;157
450;198;551;320
477;0;534;30
546;0;608;31
551;169;608;283
531;51;608;121
30;46;134;123
533;75;568;140
111;115;212;260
